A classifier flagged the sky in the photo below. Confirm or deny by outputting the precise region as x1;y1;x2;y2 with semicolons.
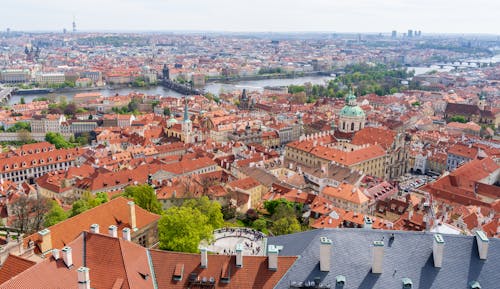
1;0;499;34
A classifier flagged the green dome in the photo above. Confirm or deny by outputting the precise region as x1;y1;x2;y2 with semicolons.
340;105;365;117
167;116;177;125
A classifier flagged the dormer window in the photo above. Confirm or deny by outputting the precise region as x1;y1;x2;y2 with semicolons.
173;263;184;281
48;157;53;162
40;159;44;164
13;163;18;168
57;155;62;161
22;162;26;167
4;165;9;170
32;160;37;165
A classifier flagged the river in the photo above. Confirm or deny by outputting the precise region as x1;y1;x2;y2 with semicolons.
8;76;334;105
8;54;499;105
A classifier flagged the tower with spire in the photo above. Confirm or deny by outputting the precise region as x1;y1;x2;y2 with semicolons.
181;97;193;143
72;16;76;33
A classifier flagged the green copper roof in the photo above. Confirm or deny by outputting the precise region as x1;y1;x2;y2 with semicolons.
345;92;357;103
340;105;365;117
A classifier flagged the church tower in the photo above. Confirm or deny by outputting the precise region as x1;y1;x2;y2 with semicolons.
182;97;193;143
478;91;487;111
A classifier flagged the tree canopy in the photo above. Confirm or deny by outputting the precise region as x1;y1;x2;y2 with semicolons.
124;184;162;214
182;196;224;229
158;206;213;253
45;132;74;149
44;200;68;227
70;192;108;217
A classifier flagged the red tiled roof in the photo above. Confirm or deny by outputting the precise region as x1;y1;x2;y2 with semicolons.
0;255;35;285
23;197;160;251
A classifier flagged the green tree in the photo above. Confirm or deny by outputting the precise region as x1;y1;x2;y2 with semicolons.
20;97;25;104
70;191;108;217
271;216;301;235
44;200;68;227
182;196;224;229
450;115;467;123
264;199;295;215
45;132;74;149
124;184;162;214
7;122;31;132
158;206;213;253
252;218;267;231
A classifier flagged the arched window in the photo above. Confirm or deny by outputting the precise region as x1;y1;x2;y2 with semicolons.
351;122;355;131
342;122;346;130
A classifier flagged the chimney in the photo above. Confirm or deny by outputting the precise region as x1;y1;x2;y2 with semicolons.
236;243;243;268
128;201;137;230
90;224;99;234
319;237;332;272
433;234;445;268
77;266;91;289
267;245;279;271
52;249;60;260
200;247;208;268
364;216;373;229
123;228;131;242
372;241;384;274
475;231;489;260
62;246;73;268
108;225;118;238
38;229;52;253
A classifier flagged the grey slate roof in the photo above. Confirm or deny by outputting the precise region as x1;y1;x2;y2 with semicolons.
268;228;500;289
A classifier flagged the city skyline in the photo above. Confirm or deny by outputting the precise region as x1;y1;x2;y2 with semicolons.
1;0;499;34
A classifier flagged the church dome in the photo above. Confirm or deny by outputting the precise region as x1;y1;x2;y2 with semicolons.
340;105;365;117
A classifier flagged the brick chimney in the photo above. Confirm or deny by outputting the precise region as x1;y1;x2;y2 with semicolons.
235;243;243;268
77;266;90;289
128;201;137;230
319;237;332;272
200;247;208;268
90;224;99;234
433;234;445;268
122;228;131;242
62;246;73;268
108;225;118;238
475;231;489;260
38;229;52;253
371;241;384;274
267;245;279;271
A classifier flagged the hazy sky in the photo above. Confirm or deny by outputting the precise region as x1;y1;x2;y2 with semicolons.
2;0;499;34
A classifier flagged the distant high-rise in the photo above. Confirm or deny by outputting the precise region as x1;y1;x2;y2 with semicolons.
391;30;397;38
63;28;67;34
6;28;10;35
408;29;413;38
72;16;76;33
417;30;422;37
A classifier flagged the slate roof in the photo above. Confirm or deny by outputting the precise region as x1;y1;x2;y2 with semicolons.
269;228;500;289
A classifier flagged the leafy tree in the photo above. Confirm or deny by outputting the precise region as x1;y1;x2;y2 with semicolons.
44;200;68;227
124;184;162;214
70;192;108;217
182;196;224;229
45;132;73;149
7;122;31;132
19;97;25;104
253;218;267;231
450;115;467;123
264;199;295;215
221;204;236;220
158;206;213;253
163;107;171;116
127;100;139;112
271;216;301;235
